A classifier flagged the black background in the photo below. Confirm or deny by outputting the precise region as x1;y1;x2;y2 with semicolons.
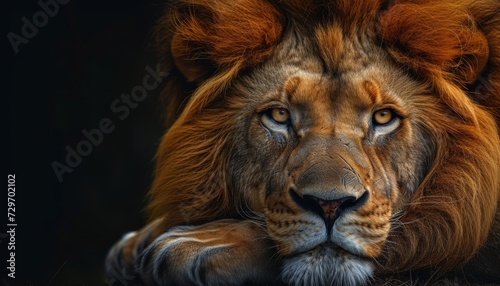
6;0;166;284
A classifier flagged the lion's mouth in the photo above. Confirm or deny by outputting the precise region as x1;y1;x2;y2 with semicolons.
297;242;367;260
267;189;388;264
289;188;371;242
281;243;374;286
316;241;358;255
294;240;370;262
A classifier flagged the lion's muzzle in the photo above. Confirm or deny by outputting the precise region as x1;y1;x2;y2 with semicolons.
270;134;381;286
287;133;370;231
266;132;390;261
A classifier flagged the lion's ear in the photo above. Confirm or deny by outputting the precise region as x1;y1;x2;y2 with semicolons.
378;1;489;85
160;0;283;83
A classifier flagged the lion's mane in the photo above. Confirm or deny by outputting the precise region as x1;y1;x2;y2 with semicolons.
148;0;500;276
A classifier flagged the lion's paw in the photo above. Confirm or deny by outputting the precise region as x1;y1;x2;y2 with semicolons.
137;219;278;286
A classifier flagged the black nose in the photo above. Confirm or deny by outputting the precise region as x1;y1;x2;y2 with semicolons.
290;189;369;230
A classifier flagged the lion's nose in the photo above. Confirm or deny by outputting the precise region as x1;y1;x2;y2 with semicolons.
290;189;369;230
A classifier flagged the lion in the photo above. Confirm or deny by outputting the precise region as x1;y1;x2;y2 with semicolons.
106;0;500;285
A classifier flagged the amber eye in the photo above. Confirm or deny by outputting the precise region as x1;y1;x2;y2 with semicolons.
269;108;290;124
373;108;395;125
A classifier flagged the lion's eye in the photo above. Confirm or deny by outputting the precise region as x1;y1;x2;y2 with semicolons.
261;107;291;134
372;109;395;126
269;108;290;124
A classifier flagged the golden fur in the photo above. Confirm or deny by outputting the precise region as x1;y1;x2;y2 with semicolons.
107;0;500;284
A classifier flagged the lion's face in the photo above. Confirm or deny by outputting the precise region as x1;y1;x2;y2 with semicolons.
227;31;434;284
148;0;500;284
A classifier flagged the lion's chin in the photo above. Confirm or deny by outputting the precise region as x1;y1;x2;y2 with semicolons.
280;244;373;286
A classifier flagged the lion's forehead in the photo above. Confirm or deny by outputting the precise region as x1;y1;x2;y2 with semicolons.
249;29;425;117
